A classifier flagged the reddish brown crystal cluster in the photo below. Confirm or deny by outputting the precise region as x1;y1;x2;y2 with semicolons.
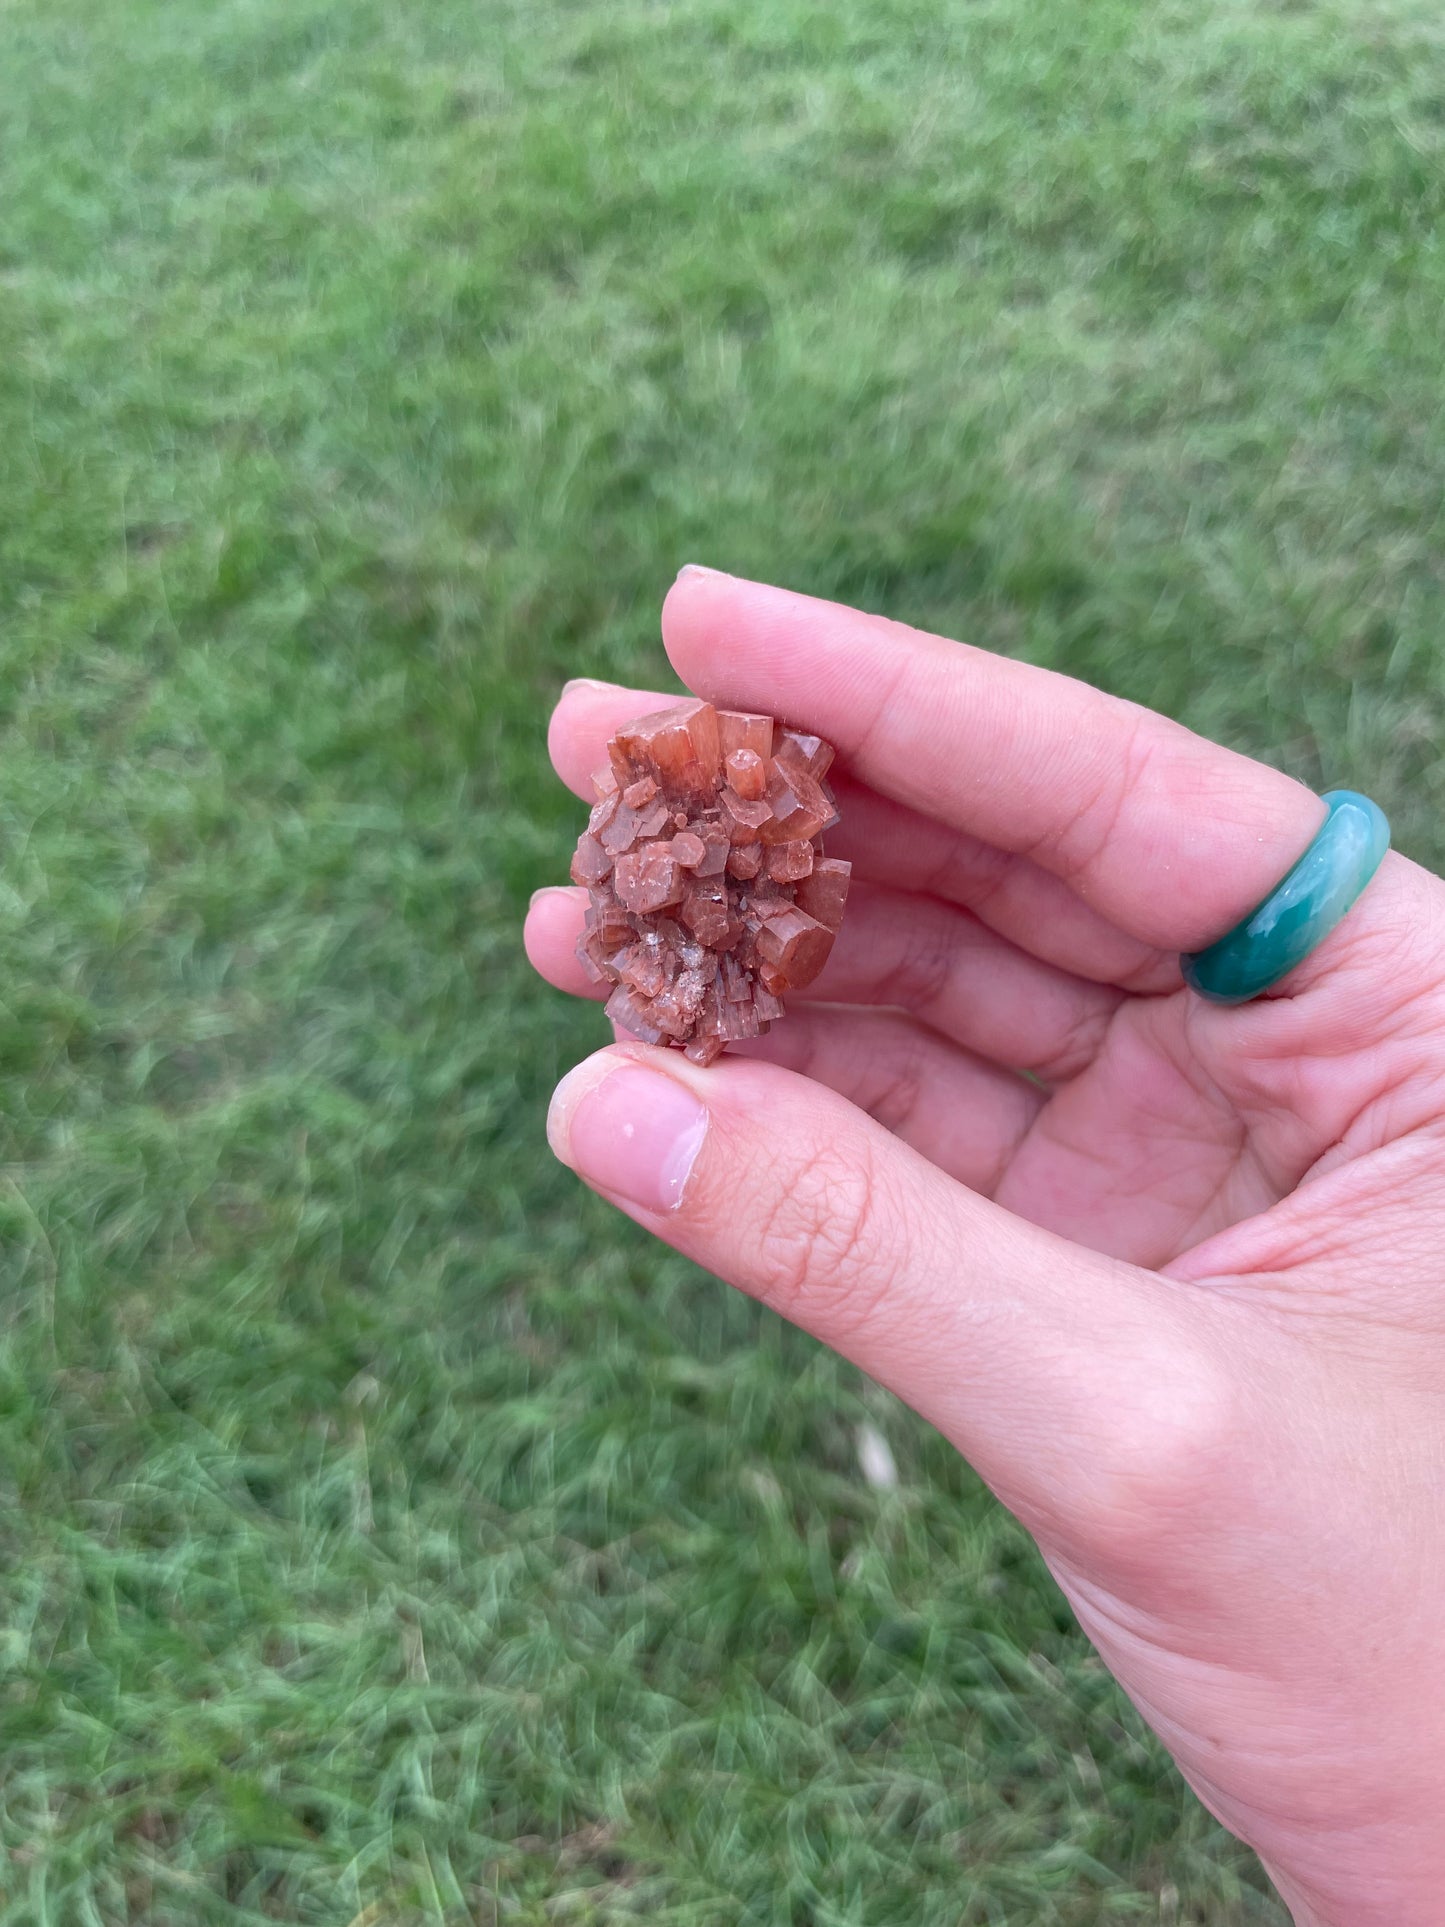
570;700;851;1066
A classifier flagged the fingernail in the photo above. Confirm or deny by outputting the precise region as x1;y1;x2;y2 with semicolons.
675;563;727;581
529;885;576;910
548;1059;709;1214
561;675;621;697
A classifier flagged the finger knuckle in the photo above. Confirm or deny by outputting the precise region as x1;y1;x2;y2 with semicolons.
862;1043;929;1138
1029;707;1151;887
889;911;958;1017
749;1139;901;1340
1032;1000;1117;1085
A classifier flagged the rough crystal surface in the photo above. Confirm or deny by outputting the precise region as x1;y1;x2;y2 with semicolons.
572;703;851;1065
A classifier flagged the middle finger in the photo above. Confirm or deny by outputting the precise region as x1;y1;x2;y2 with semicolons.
548;677;1174;992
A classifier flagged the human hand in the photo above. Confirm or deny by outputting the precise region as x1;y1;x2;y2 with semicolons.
526;569;1445;1927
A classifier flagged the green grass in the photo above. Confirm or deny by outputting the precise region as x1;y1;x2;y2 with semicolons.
2;0;1443;1918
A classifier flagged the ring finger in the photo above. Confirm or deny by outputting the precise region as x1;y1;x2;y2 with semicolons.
526;881;1123;1083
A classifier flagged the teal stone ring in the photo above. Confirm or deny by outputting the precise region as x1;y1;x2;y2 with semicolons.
1181;791;1391;1006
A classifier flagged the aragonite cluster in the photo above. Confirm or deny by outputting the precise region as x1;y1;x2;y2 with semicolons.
570;700;851;1065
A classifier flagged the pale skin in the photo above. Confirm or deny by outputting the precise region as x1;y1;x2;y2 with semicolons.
525;567;1445;1927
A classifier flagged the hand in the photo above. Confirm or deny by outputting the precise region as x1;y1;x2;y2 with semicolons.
526;569;1445;1927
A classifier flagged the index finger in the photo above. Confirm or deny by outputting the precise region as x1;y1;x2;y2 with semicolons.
662;569;1323;953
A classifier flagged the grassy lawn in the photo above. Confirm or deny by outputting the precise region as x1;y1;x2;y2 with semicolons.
2;0;1442;1919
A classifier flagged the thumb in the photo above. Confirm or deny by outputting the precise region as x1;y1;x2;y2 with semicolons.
547;1044;1238;1559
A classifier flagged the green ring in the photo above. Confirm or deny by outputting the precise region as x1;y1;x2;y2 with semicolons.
1180;791;1390;1006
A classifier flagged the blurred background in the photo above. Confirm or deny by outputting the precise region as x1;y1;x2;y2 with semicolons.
2;0;1442;1920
